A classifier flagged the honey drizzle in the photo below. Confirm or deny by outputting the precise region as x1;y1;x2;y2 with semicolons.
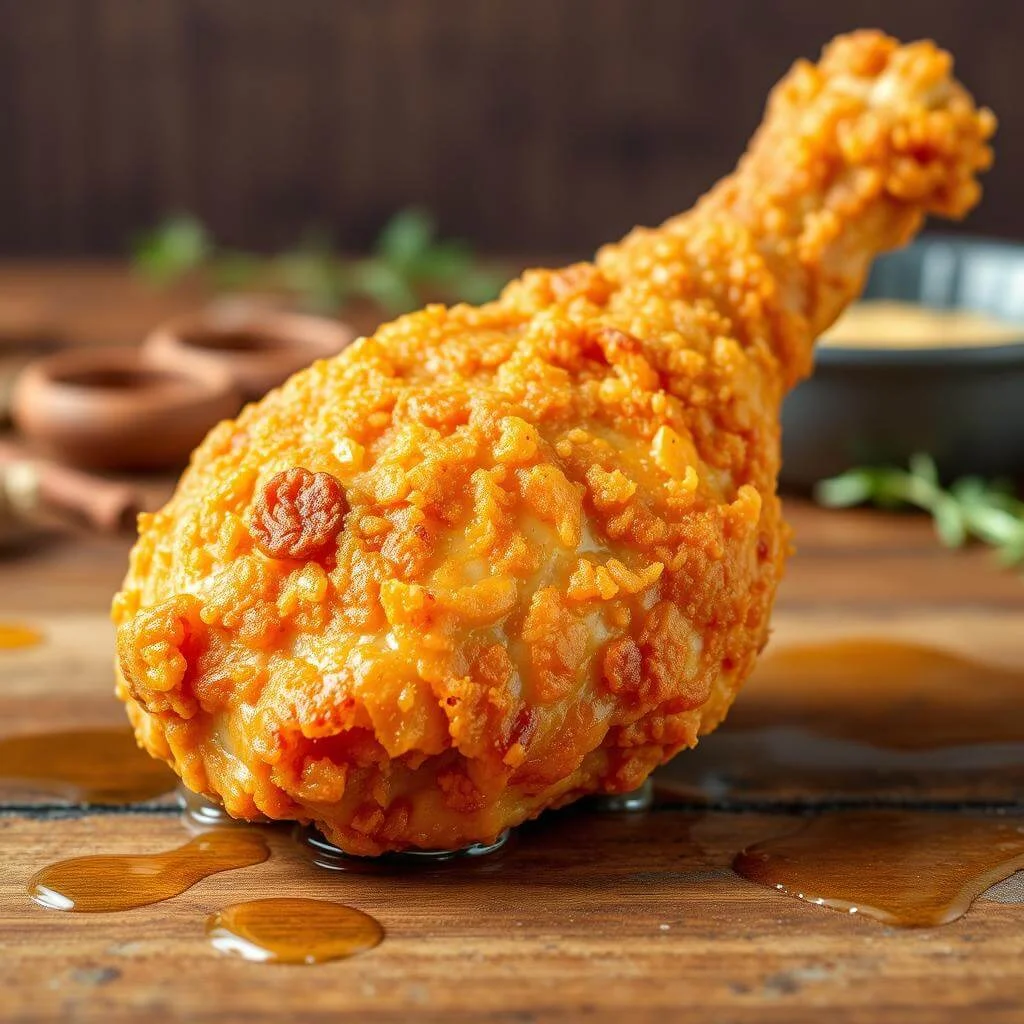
0;622;43;649
658;639;1024;803
11;638;1023;939
0;727;176;804
734;810;1024;927
207;898;384;964
29;830;270;912
730;640;1024;749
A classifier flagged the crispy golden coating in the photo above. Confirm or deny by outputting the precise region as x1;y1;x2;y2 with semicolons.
114;32;993;854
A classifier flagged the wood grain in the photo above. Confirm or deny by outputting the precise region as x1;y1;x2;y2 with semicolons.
2;812;1023;1024
2;502;1023;1022
0;0;1019;257
2;263;1023;1020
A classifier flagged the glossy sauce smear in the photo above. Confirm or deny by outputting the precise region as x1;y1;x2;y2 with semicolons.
0;727;177;805
730;639;1024;749
734;810;1024;927
29;830;270;912
14;635;1024;946
207;898;384;964
0;622;43;649
659;639;1024;802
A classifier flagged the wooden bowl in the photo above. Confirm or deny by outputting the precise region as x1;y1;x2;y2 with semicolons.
143;309;355;401
0;295;62;424
11;347;242;472
1;339;59;425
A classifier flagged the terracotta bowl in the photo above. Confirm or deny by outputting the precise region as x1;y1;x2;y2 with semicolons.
11;347;242;472
1;338;59;425
143;309;356;402
0;295;62;423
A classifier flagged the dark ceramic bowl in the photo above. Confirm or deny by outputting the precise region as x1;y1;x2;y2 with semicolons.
781;236;1024;490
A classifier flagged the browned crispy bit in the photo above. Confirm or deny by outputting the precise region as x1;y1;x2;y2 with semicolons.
249;467;348;561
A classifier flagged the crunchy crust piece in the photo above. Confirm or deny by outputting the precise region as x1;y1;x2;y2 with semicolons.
248;467;348;561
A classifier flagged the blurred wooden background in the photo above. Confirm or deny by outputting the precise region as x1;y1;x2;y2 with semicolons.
0;0;1019;257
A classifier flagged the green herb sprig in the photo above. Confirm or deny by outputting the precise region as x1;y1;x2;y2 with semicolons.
816;454;1024;568
133;216;212;285
131;209;507;316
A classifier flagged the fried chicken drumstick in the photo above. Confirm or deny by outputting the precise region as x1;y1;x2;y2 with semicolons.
115;32;994;854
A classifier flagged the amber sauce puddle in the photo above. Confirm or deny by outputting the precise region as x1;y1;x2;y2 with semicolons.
207;898;384;964
734;810;1024;927
708;638;1024;927
28;831;270;912
0;627;174;805
17;636;1023;941
728;639;1024;750
0;727;177;804
0;622;43;649
659;639;1024;804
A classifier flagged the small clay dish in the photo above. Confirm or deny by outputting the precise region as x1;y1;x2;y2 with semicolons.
1;338;59;425
143;309;355;401
0;295;62;423
11;347;242;472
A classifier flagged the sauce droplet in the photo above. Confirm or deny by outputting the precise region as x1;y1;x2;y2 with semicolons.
659;640;1024;803
299;826;510;872
734;810;1024;927
179;787;262;829
587;779;654;813
28;830;270;912
0;727;176;804
206;898;383;964
0;622;43;649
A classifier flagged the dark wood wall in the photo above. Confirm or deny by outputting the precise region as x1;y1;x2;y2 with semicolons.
0;0;1019;257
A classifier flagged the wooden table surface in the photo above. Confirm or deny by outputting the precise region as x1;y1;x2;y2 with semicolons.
1;266;1023;1023
3;501;1023;1024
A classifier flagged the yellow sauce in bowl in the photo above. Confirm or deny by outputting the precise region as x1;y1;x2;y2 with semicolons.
821;300;1022;349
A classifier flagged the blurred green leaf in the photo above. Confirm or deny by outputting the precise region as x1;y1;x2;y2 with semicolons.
376;208;436;268
451;266;508;304
408;239;473;282
210;250;264;290
132;206;506;315
270;231;347;313
814;470;877;508
351;261;420;314
950;476;987;504
908;452;939;488
132;215;211;284
932;496;966;548
960;503;1024;546
816;455;1024;580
